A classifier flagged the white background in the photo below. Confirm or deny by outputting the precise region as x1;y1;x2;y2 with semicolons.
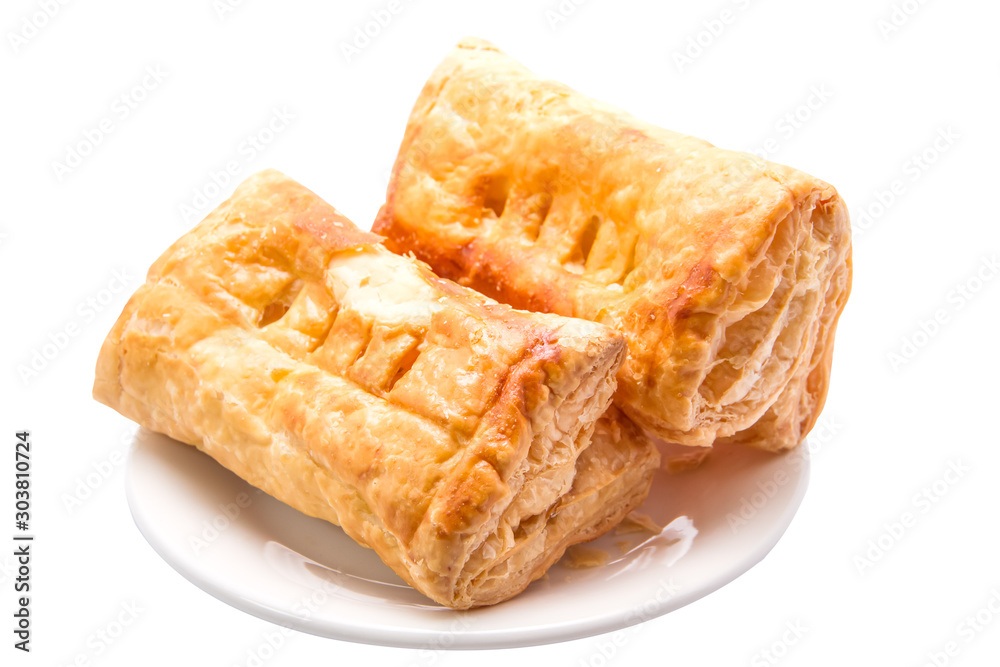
2;0;999;665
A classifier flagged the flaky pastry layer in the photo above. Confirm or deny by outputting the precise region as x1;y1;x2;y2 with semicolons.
374;38;853;451
94;169;660;608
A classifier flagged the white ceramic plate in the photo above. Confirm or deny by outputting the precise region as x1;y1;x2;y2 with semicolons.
126;429;809;649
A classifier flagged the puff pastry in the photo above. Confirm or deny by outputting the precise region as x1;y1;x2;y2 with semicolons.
93;169;659;608
374;38;853;451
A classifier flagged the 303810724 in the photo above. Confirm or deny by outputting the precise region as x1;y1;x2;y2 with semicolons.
13;430;32;653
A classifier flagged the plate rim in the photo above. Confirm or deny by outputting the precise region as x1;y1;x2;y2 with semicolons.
125;431;811;649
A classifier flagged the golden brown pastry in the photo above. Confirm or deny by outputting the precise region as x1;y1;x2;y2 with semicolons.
93;169;659;608
374;38;853;451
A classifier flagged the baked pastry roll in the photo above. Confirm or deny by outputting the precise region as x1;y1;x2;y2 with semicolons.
374;38;853;451
93;169;659;609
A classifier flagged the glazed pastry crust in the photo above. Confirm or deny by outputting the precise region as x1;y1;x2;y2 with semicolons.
94;170;659;608
374;38;853;450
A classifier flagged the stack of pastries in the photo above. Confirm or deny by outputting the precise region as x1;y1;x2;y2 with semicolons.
94;38;851;608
